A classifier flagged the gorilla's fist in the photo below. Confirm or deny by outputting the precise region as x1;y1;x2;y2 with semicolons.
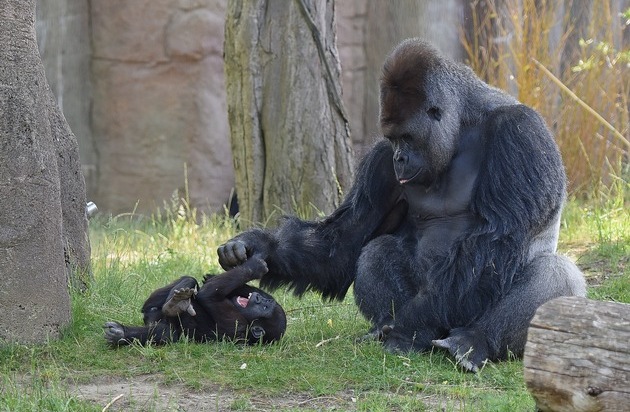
217;229;276;270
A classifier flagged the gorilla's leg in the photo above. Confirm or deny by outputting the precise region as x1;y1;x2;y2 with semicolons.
354;234;418;339
141;276;199;323
433;254;586;372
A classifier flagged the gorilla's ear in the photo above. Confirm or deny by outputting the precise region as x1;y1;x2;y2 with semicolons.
251;325;266;339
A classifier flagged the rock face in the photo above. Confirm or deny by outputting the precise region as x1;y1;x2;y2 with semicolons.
90;0;233;215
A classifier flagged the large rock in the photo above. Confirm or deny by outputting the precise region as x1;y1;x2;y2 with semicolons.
1;0;90;343
91;0;233;215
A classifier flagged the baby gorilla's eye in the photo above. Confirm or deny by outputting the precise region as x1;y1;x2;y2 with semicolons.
427;107;442;121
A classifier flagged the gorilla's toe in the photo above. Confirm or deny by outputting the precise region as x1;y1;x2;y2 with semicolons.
383;332;414;354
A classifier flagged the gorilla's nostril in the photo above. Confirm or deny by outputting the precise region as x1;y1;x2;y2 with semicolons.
394;150;408;163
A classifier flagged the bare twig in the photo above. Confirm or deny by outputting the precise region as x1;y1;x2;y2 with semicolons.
102;394;124;412
315;335;340;348
532;58;629;151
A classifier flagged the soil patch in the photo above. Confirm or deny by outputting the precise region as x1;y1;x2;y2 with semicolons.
70;375;359;411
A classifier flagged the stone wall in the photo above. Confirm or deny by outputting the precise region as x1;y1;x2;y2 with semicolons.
90;0;233;215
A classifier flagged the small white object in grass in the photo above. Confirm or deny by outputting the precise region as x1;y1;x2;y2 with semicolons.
240;363;247;370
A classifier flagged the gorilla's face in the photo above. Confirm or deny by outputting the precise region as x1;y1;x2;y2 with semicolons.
232;291;277;320
380;39;460;187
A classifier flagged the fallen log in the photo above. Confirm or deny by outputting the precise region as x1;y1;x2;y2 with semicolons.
524;296;630;412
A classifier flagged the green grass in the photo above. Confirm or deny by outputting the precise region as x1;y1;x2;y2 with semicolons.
1;197;628;411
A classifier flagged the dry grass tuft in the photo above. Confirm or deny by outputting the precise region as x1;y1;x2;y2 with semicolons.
461;0;629;198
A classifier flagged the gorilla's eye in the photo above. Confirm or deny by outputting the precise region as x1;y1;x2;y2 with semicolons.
427;107;442;121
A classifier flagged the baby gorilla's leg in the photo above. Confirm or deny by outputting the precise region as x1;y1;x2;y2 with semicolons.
162;287;197;317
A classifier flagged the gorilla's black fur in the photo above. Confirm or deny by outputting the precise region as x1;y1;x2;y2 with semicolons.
104;256;286;346
218;39;585;371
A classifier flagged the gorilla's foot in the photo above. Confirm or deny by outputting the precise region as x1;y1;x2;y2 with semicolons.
432;328;489;373
382;331;415;354
103;321;127;346
163;287;197;317
356;324;391;342
356;323;395;343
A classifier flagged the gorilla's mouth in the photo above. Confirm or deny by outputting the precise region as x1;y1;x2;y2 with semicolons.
236;293;252;308
398;168;422;185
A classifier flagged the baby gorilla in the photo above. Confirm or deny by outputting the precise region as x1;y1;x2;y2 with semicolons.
104;256;286;346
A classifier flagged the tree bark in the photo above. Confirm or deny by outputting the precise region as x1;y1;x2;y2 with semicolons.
524;296;630;412
0;0;90;343
224;0;353;226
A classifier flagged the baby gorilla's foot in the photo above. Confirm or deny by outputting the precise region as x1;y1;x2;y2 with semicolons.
103;321;127;346
162;287;197;317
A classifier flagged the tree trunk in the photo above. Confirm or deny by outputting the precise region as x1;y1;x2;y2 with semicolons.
524;296;630;412
224;0;353;226
0;0;90;343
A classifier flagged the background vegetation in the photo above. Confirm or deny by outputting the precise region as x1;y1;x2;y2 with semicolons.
463;0;629;196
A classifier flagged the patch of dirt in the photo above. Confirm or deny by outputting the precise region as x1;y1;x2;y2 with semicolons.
70;375;360;411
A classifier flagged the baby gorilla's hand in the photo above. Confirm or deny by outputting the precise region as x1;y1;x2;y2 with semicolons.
242;255;269;279
103;321;126;345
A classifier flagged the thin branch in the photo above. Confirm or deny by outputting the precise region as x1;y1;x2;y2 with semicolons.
532;58;629;151
315;335;340;348
102;394;124;412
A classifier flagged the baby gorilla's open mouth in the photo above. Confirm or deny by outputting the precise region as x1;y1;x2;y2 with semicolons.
236;293;252;308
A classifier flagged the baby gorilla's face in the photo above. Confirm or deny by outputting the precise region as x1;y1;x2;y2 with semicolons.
232;292;277;320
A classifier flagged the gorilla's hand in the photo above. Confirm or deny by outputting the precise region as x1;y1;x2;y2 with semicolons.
218;239;247;269
217;229;276;270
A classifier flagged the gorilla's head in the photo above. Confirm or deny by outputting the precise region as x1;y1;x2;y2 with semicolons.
380;39;462;187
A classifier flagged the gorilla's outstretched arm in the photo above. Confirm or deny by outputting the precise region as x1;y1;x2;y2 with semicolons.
218;141;406;300
218;39;586;372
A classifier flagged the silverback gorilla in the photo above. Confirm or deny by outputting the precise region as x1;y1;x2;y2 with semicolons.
104;256;286;346
217;39;586;371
